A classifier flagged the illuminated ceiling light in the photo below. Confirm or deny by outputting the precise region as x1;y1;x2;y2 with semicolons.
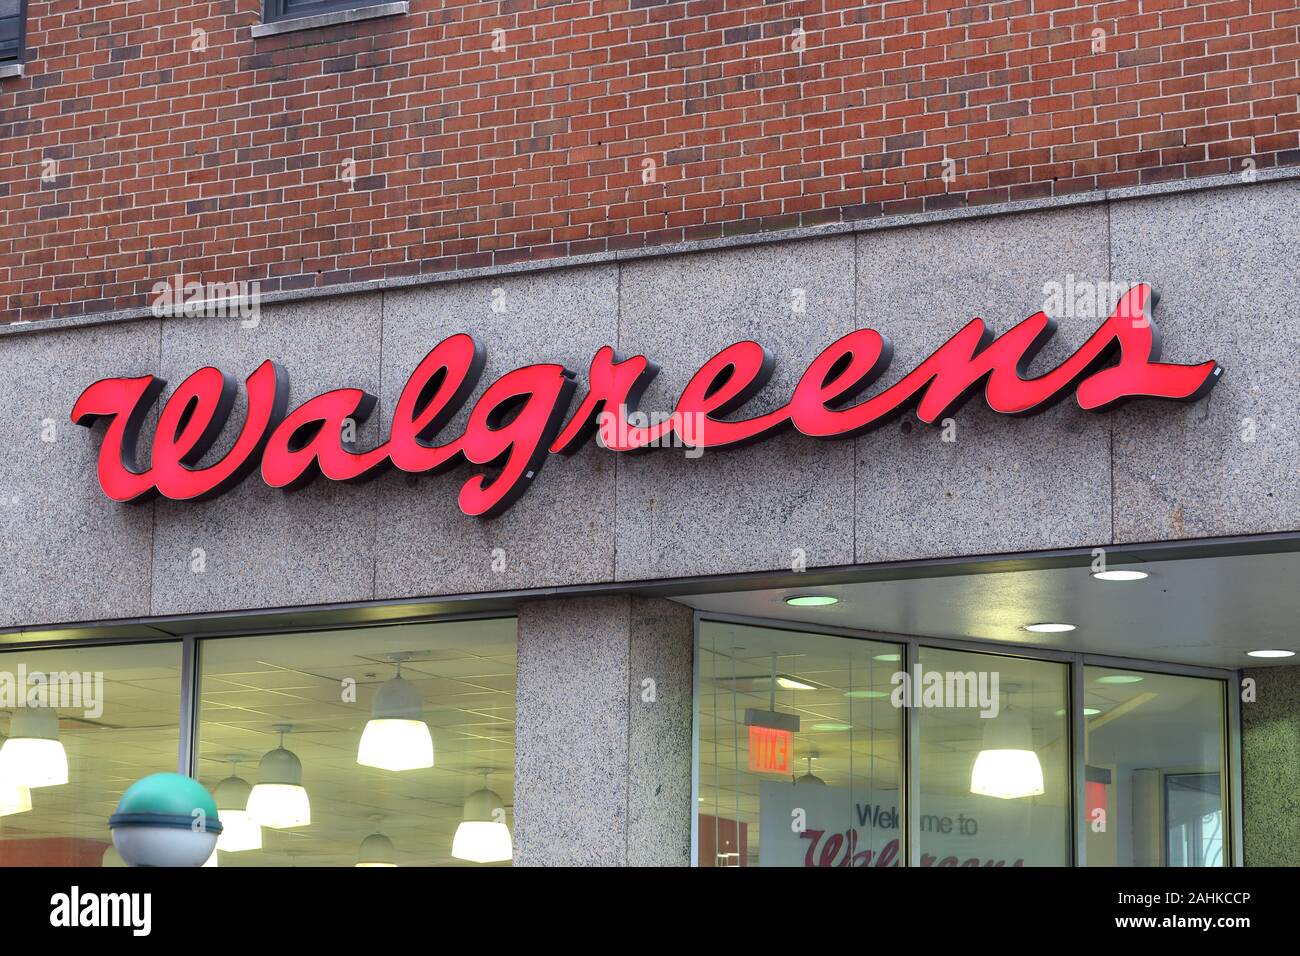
971;749;1045;800
784;594;839;607
357;655;434;772
811;722;851;732
213;757;261;852
247;725;311;829
716;673;821;693
1246;649;1296;659
970;705;1044;800
1091;569;1149;581
357;828;397;868
1054;707;1102;717
0;707;69;788
0;779;31;817
1022;622;1076;634
775;676;816;690
1096;674;1144;685
873;653;901;662
844;689;889;699
452;770;512;864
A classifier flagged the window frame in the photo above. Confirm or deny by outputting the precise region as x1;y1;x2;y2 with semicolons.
263;0;379;24
0;0;29;64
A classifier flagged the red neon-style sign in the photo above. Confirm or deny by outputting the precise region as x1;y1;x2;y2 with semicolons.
748;725;794;774
72;284;1220;517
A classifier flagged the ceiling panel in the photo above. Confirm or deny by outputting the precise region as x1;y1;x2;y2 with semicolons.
681;549;1300;669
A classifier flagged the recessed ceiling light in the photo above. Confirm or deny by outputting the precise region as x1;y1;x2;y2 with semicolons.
775;676;817;690
1096;674;1144;685
844;690;889;699
1092;569;1149;581
784;594;839;607
1246;649;1296;659
1022;622;1076;633
1054;708;1102;717
873;653;901;662
811;722;852;732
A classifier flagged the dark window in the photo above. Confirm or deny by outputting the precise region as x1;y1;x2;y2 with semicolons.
264;0;374;23
0;0;27;63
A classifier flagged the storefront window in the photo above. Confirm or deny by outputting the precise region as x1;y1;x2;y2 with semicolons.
196;619;517;867
915;647;1070;866
0;642;183;866
696;622;1237;868
697;622;904;867
1083;667;1226;867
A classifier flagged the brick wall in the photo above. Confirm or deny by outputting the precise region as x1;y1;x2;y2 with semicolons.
1;0;1297;323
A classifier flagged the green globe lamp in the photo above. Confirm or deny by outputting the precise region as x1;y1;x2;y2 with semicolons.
108;772;223;867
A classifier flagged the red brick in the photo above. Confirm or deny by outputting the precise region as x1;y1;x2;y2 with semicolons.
0;0;1297;322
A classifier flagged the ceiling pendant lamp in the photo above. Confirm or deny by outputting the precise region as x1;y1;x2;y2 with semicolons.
357;832;397;867
0;707;69;788
357;814;398;869
213;757;262;852
246;725;311;829
357;656;434;772
451;770;512;864
795;753;825;787
970;703;1044;800
0;779;32;817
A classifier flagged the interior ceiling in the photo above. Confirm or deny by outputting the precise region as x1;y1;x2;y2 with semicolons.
678;549;1300;669
197;618;516;867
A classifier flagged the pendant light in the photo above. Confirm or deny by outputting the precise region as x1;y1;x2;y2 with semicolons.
357;817;397;867
357;655;434;772
970;694;1044;800
0;707;69;788
213;756;262;852
451;769;512;863
795;753;825;787
0;779;31;817
247;725;311;829
357;832;397;867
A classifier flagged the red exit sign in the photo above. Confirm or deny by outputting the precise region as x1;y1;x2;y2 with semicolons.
748;725;793;774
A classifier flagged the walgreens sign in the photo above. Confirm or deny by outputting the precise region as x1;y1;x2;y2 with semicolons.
73;285;1220;517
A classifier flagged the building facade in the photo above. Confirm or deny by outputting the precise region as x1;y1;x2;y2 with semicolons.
0;0;1297;867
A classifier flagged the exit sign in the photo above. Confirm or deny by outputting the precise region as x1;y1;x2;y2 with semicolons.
748;725;793;774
